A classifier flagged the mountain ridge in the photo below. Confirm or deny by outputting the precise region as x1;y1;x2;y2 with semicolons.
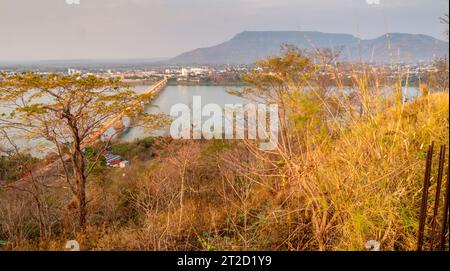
167;31;449;65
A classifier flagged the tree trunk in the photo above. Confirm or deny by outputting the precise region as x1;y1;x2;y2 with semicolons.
73;145;87;233
69;122;88;234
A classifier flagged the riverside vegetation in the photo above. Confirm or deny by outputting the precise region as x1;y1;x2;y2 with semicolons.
0;47;448;251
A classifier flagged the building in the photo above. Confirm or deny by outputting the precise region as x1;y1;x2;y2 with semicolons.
109;160;121;168
104;153;121;166
119;160;129;168
103;152;129;168
181;68;189;77
67;68;81;75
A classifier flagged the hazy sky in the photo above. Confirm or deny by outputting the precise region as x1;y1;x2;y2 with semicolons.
0;0;448;61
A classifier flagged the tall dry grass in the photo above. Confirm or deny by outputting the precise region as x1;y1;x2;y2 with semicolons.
197;48;449;251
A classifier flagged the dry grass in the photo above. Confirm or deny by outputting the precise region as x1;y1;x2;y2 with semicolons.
1;49;448;251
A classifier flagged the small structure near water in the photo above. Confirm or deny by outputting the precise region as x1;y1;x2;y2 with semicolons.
104;152;129;168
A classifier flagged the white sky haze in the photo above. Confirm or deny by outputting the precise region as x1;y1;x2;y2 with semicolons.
0;0;448;61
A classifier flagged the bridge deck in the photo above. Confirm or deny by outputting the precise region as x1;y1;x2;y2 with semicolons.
88;78;168;142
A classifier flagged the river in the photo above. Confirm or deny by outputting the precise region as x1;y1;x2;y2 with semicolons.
120;84;419;142
119;85;247;142
0;84;419;155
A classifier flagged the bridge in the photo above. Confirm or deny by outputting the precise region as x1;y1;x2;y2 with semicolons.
143;77;168;96
87;78;168;143
2;78;168;187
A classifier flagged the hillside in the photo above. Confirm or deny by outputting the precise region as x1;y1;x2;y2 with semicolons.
167;31;449;64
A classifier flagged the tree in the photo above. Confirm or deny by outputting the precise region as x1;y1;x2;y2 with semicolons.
0;72;164;234
427;57;449;93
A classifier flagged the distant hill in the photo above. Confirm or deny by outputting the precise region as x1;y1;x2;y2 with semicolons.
0;58;170;71
167;31;449;65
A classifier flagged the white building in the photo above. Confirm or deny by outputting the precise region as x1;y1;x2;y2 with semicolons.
68;68;81;75
119;160;129;168
181;68;189;77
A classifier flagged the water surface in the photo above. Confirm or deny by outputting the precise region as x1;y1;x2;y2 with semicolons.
120;85;247;141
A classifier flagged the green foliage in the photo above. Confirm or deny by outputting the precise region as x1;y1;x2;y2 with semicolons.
84;147;96;158
110;144;130;156
0;153;39;181
136;137;155;148
240;45;316;103
109;137;156;160
198;232;217;251
84;147;107;176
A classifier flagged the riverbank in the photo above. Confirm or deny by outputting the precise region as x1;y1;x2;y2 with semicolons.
125;79;248;87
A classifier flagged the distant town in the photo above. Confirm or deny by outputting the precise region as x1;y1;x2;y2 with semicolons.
0;63;248;86
0;61;443;87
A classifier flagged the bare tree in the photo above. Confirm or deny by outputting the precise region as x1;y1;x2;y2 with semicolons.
441;14;449;39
